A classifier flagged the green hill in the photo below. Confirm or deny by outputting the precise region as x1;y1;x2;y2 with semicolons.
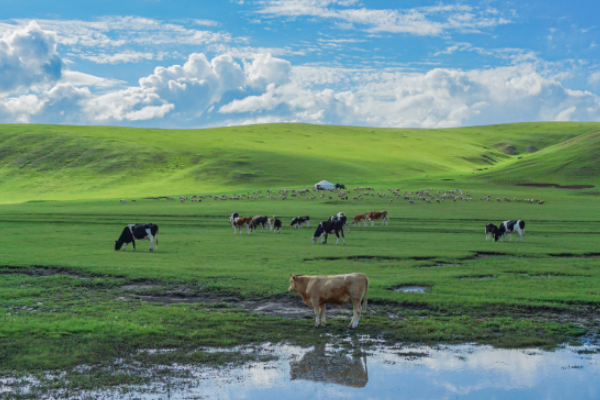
0;122;599;202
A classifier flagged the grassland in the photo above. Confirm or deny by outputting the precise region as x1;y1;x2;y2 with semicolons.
1;122;600;395
1;121;599;202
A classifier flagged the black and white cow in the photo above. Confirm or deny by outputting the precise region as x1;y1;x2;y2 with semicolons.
312;219;346;245
268;216;282;233
115;223;159;251
229;212;239;225
485;223;498;241
328;213;350;232
291;216;310;229
252;215;269;232
494;220;525;242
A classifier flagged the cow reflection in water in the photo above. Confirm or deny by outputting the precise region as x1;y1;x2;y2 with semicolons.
290;344;368;388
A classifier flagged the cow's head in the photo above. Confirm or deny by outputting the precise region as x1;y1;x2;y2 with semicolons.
290;218;298;226
312;223;324;243
115;240;123;251
493;227;503;242
289;274;303;292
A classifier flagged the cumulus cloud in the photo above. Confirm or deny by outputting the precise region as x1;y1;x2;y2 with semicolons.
0;17;238;65
0;21;64;94
218;62;600;128
255;1;510;36
0;50;598;128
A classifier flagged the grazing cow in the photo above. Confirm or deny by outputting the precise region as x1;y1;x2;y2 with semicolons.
353;213;368;227
329;213;350;232
485;223;498;241
366;211;389;227
115;223;158;252
291;216;310;229
119;199;127;203
288;273;369;328
312;219;346;245
232;217;253;235
494;220;526;242
252;215;269;232
229;212;239;225
268;216;282;233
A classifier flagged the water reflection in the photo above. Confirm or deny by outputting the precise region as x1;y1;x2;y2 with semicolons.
3;342;600;399
289;343;368;387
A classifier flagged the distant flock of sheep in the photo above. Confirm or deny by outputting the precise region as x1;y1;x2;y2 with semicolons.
118;187;544;205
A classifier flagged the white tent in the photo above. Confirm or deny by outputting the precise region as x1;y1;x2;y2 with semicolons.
314;180;335;190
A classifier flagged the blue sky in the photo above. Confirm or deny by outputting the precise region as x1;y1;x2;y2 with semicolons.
0;0;598;128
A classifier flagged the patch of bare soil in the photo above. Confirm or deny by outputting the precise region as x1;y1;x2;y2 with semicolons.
516;183;595;189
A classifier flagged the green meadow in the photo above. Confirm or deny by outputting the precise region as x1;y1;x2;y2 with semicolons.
1;122;600;388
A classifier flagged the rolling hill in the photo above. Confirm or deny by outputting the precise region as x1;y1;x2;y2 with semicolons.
0;122;599;202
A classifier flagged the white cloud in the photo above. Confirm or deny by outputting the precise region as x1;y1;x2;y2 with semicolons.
255;1;511;36
75;51;167;64
59;70;124;88
589;71;600;84
0;17;237;65
0;51;598;128
0;21;64;95
218;62;600;128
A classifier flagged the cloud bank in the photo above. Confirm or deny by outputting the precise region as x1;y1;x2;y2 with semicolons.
0;21;599;128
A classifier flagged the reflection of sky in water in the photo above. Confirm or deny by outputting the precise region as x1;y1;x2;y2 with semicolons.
10;343;600;399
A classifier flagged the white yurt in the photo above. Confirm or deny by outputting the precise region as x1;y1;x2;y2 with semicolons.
314;180;335;190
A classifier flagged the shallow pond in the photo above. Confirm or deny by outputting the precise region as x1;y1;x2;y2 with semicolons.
4;342;600;399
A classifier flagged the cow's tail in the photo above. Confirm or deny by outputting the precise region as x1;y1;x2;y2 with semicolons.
362;275;369;312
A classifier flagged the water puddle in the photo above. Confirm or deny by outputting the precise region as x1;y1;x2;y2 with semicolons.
5;342;600;399
394;286;428;293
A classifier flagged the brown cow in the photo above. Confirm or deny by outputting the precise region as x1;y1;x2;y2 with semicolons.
366;210;388;227
289;273;369;329
232;217;253;235
352;213;367;227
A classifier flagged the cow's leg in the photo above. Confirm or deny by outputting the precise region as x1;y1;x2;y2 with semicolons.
349;298;362;329
319;304;327;327
335;231;340;245
371;219;375;227
122;243;128;251
509;233;512;242
307;221;310;228
132;239;136;251
146;229;155;251
341;230;346;245
313;304;321;327
247;224;251;235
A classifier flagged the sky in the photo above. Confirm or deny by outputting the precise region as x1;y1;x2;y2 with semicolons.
0;0;599;128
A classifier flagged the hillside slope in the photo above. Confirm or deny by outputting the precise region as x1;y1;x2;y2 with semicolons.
0;122;598;201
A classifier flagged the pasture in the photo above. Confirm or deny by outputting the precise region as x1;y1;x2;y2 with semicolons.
1;122;600;394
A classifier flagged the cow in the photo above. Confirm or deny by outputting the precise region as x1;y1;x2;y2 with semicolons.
329;213;349;232
494;220;526;242
268;216;282;233
291;216;310;229
252;215;269;232
352;213;367;227
115;223;158;252
312;219;346;245
232;217;253;235
485;223;498;241
229;212;239;225
366;211;388;227
288;273;369;328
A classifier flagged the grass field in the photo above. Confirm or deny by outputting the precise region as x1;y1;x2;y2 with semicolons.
1;122;600;393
